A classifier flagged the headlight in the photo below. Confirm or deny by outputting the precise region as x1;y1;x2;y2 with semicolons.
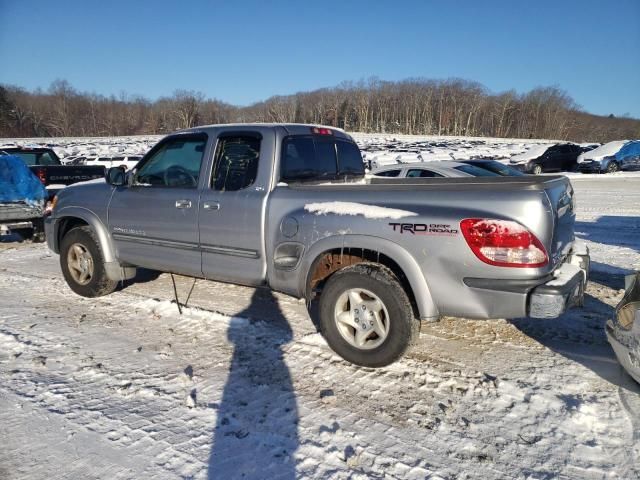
617;301;640;330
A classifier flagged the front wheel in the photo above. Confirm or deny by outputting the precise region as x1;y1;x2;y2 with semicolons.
531;163;543;175
318;263;419;367
60;226;118;297
606;161;619;173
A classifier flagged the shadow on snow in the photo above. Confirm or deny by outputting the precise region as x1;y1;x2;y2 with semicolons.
207;289;299;480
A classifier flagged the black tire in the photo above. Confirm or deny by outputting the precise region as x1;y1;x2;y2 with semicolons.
606;161;619;173
531;163;543;175
60;226;118;297
318;263;418;367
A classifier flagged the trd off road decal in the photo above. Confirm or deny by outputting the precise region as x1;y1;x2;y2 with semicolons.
389;222;458;235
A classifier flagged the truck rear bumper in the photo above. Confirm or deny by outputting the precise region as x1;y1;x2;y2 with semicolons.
462;242;589;320
527;263;586;318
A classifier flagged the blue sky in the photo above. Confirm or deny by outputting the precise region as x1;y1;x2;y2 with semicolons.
1;0;638;117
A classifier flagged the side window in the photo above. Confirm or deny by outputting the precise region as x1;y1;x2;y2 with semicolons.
336;140;364;175
136;135;206;187
211;135;261;191
281;136;336;180
38;152;58;165
407;169;443;178
375;169;401;177
280;136;364;181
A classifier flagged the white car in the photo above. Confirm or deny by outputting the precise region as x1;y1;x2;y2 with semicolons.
84;155;143;171
372;160;501;178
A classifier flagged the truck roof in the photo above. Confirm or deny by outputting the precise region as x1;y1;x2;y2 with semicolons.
179;123;353;140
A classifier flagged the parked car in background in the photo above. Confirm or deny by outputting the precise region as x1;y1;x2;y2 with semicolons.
510;143;582;174
0;147;105;198
606;272;640;384
578;143;601;154
577;140;640;173
372;160;501;178
84;155;143;171
0;155;47;242
459;159;526;176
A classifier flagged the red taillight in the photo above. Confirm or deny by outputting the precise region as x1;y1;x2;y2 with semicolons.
34;168;46;184
460;218;548;268
311;127;333;135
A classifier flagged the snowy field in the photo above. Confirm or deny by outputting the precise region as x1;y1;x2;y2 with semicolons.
1;135;640;479
1;132;557;166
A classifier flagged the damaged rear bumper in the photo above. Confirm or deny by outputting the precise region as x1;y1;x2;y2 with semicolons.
463;241;589;319
527;242;590;318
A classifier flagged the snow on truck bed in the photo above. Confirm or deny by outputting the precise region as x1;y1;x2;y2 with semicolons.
1;135;640;479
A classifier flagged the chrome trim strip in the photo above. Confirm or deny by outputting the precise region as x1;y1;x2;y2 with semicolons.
112;233;200;251
112;233;259;258
200;244;259;259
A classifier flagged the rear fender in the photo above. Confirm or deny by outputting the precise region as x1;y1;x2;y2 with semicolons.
300;234;439;320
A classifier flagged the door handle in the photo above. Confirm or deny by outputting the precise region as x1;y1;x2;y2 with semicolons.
203;202;220;211
175;199;192;209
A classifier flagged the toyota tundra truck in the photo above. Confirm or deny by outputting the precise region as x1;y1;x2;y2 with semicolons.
44;124;589;367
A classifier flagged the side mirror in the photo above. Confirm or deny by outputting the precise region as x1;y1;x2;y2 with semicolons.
106;166;126;186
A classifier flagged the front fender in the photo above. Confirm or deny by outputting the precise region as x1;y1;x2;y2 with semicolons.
298;234;439;320
53;206;117;263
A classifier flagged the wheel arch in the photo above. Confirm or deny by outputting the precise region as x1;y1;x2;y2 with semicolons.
54;207;117;263
301;235;439;320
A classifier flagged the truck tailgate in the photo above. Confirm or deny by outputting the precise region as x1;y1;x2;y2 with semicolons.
0;202;44;221
30;165;105;185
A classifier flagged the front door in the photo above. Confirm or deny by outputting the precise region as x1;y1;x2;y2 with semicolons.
199;131;271;285
108;133;209;276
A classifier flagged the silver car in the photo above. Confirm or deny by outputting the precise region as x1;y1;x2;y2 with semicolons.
606;272;640;383
372;161;501;178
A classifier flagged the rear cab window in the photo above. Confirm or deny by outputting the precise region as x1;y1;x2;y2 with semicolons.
281;135;364;182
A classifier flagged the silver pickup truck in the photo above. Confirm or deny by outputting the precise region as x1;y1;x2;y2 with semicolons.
45;124;589;367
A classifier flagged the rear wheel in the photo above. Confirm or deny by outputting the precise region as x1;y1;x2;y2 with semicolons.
318;263;418;367
60;226;118;297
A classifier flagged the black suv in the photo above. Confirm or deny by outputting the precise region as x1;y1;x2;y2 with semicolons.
512;143;582;174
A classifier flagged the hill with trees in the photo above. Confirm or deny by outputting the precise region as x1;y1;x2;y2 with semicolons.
1;78;638;141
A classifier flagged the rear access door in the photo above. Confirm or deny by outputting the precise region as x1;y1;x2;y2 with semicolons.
199;128;273;286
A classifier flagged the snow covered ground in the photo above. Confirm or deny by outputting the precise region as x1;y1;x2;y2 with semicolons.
2;132;556;168
1;136;640;479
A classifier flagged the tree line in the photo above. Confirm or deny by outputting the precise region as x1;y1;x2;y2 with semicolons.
1;78;638;142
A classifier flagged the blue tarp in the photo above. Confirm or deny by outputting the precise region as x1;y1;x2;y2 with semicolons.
0;155;48;203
